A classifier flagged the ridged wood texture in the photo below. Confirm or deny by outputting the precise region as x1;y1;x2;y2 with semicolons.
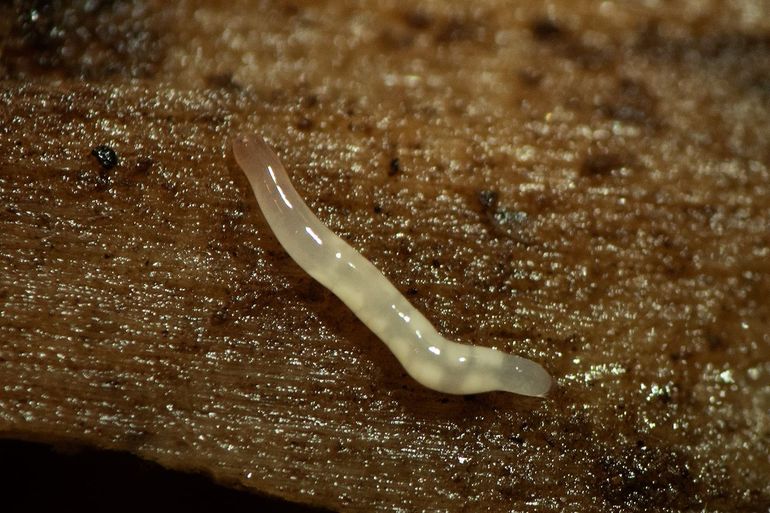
1;1;769;511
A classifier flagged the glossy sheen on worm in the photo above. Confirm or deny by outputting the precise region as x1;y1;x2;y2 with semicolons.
232;134;553;397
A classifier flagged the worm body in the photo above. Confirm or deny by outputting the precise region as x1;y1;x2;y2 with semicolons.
232;134;552;397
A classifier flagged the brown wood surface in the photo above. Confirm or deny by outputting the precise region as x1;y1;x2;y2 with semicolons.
1;1;769;511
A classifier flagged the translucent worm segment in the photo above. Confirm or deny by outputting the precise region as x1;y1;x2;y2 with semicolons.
232;134;553;397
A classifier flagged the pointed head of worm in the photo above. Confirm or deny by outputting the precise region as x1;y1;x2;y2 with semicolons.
232;134;553;397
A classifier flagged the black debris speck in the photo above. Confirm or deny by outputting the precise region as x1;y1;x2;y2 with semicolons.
296;116;313;130
531;18;563;41
211;306;230;326
135;157;153;173
92;145;118;170
404;11;431;30
388;158;400;176
478;190;498;210
581;152;627;177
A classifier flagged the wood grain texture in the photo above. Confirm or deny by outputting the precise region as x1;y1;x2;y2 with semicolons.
1;0;769;511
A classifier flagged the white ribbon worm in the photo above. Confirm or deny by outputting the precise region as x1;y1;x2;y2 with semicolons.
232;134;553;397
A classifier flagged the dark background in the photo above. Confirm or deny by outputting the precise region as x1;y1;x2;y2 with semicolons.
0;439;334;512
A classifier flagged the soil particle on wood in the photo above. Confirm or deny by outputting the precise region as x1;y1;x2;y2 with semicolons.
91;145;119;170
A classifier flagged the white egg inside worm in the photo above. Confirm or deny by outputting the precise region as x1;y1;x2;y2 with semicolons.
232;134;553;397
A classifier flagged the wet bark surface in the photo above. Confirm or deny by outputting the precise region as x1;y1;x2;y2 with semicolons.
1;1;769;511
